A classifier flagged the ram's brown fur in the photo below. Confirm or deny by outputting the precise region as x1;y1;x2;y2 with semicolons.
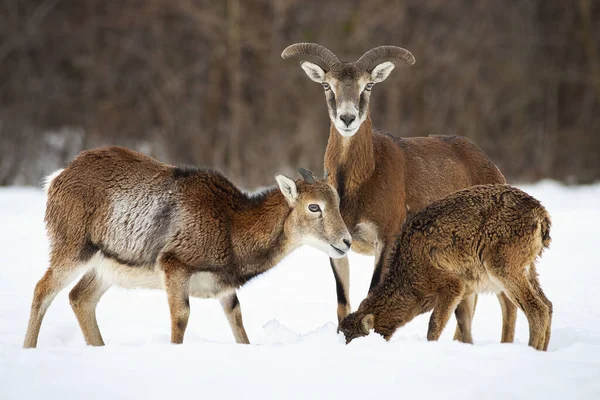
24;146;350;348
339;184;553;351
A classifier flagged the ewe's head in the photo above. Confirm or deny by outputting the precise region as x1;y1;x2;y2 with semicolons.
275;168;351;259
282;43;415;137
338;312;375;344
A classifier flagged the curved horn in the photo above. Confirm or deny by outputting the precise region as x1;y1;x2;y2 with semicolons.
297;168;317;184
281;43;340;70
355;46;416;70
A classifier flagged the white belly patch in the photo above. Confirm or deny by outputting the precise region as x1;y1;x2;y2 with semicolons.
470;269;505;295
189;272;228;298
89;253;229;298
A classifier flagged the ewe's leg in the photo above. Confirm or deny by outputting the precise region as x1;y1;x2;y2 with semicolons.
453;294;476;344
219;292;250;344
527;265;553;351
428;280;465;341
160;254;192;344
497;292;517;343
69;269;110;346
24;255;86;348
330;256;351;323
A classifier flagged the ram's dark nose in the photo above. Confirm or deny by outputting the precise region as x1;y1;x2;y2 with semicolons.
343;238;352;249
340;114;356;127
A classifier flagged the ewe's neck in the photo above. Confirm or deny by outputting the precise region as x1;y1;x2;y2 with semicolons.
324;116;375;199
232;188;293;272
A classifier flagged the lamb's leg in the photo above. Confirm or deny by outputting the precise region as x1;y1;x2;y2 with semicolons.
497;292;517;343
527;264;553;351
69;269;110;346
453;293;513;344
219;292;250;344
427;280;465;341
330;256;351;323
453;294;476;344
24;254;87;348
160;254;192;344
501;275;550;351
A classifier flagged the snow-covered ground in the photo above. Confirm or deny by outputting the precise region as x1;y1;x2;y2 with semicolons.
1;181;599;399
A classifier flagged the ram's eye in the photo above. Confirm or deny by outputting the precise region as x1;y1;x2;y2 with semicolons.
365;83;374;91
308;204;321;213
322;83;330;90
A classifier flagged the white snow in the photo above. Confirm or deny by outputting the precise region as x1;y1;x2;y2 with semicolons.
1;181;600;399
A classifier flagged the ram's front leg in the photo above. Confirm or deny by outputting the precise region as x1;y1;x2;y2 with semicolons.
368;242;391;293
330;256;351;323
220;292;250;344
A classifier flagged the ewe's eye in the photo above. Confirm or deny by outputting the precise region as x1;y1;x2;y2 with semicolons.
364;83;374;91
308;204;321;213
322;83;330;91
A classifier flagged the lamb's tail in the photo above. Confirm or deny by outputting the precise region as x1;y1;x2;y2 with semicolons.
42;169;64;194
539;212;552;250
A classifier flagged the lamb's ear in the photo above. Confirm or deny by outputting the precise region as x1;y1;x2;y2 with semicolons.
301;61;326;83
361;314;375;334
371;61;395;83
275;174;298;206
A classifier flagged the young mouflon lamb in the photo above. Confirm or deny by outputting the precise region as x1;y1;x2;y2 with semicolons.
24;146;351;348
339;184;553;351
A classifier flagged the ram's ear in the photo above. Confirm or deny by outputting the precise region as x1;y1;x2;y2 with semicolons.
371;61;395;83
275;174;298;206
361;314;375;334
301;61;326;83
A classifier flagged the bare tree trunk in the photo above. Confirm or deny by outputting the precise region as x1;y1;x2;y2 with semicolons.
227;0;242;179
578;0;600;99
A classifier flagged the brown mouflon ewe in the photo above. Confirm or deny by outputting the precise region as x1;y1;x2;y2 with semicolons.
24;146;351;348
282;43;507;343
339;184;553;351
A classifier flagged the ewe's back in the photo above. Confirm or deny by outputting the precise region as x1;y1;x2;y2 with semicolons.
44;146;244;267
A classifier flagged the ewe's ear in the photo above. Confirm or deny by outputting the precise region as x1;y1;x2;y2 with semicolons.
371;61;395;83
275;174;298;205
301;61;326;83
361;314;375;334
297;167;317;184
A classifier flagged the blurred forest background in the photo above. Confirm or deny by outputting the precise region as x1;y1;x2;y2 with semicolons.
1;0;599;187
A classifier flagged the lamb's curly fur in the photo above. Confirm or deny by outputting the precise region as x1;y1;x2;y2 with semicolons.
339;184;553;351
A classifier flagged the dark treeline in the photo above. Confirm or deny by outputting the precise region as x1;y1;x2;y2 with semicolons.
1;0;599;187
